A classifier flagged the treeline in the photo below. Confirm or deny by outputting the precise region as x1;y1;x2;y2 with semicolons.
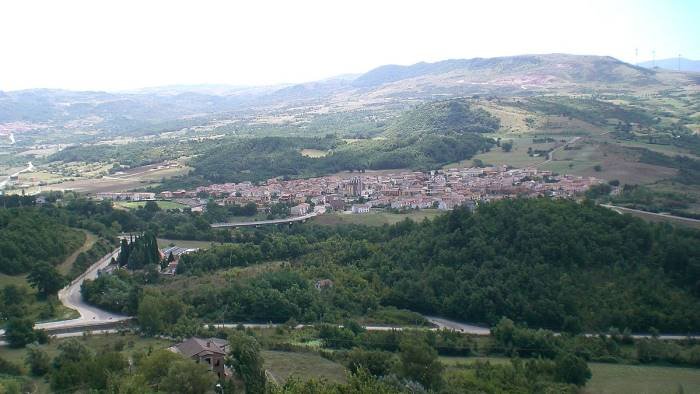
519;97;656;127
638;148;700;185
492;318;700;367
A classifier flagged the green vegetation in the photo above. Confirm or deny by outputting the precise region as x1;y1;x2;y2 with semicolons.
83;198;700;334
0;207;84;275
115;200;189;210
116;232;161;270
175;100;498;184
386;99;500;136
263;350;347;384
586;363;700;394
311;209;443;227
519;97;656;129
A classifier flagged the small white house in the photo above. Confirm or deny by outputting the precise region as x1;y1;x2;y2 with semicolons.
351;204;371;214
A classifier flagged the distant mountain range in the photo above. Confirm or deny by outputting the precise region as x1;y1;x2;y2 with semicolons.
638;57;700;73
0;53;697;138
353;54;655;88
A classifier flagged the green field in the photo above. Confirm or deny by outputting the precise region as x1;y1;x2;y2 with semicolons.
300;148;329;158
157;238;225;250
0;333;173;365
439;357;700;393
465;135;558;169
585;363;700;394
312;209;444;226
262;350;347;385
115;200;189;210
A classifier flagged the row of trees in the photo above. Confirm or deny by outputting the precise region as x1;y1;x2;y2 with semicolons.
117;232;161;270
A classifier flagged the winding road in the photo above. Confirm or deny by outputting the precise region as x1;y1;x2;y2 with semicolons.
38;248;131;331
0;161;34;190
0;248;130;342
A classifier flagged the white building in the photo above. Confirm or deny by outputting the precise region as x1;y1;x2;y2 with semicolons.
290;203;311;216
351;204;371;214
96;192;155;201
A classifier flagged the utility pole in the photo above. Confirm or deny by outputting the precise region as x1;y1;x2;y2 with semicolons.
652;50;656;68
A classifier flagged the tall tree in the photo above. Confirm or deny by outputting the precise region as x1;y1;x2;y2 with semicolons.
27;262;65;298
228;333;266;394
4;318;36;348
397;335;444;390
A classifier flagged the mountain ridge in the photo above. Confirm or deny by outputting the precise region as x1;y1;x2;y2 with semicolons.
638;57;700;73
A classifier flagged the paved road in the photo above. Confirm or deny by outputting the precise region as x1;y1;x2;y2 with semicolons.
602;204;700;224
0;161;33;189
33;248;129;332
539;136;581;165
424;316;491;335
208;317;491;335
0;248;129;342
211;208;324;228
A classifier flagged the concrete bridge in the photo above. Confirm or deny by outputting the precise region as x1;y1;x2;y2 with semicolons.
210;210;321;228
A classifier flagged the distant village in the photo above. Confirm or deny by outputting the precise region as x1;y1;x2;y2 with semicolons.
96;165;601;216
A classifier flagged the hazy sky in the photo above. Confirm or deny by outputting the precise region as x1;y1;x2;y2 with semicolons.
0;0;698;91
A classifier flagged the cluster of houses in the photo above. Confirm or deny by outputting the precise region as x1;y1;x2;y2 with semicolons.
96;192;156;201
161;165;599;215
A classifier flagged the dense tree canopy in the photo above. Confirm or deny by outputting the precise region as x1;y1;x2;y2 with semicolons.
0;208;84;274
84;198;700;334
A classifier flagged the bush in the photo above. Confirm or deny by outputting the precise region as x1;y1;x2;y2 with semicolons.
346;348;394;376
25;345;50;376
554;353;591;386
0;357;23;376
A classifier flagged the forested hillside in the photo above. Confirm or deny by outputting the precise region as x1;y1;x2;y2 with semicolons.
0;208;85;274
365;199;700;332
84;198;700;334
189;99;497;183
386;99;500;136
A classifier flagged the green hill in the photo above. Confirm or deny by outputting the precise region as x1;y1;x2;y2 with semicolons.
387;98;500;137
0;208;85;275
188;101;498;183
